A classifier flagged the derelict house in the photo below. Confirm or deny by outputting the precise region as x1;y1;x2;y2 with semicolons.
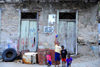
0;0;99;55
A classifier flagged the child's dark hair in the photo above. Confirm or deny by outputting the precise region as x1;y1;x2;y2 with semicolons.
68;53;70;57
61;45;64;48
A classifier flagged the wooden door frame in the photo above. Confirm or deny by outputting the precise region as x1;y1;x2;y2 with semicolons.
0;9;1;45
57;9;78;55
18;10;39;52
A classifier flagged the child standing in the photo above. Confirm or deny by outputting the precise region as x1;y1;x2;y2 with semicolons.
54;35;61;67
46;52;52;67
66;54;72;67
55;42;61;67
61;46;67;67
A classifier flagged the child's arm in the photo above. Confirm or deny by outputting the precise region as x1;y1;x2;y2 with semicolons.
65;50;67;55
69;58;72;63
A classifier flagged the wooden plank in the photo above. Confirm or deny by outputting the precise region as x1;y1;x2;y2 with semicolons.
59;21;76;53
0;9;1;45
28;21;37;51
20;20;29;51
57;10;59;34
75;10;78;55
66;22;76;53
18;9;21;51
58;10;77;54
20;20;37;51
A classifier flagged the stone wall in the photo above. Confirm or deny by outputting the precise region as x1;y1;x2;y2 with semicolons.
37;3;98;49
78;4;98;45
0;2;98;52
0;4;19;51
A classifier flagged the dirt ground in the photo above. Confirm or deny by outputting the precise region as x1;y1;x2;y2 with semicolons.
0;45;100;67
0;55;99;67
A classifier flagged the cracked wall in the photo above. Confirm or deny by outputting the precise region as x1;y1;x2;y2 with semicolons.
0;2;98;52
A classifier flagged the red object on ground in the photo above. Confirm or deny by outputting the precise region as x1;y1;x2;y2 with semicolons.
38;49;55;65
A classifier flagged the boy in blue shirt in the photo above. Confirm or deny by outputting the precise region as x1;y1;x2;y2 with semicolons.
66;53;72;67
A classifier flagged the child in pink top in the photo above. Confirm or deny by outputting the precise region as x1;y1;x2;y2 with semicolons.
46;53;52;67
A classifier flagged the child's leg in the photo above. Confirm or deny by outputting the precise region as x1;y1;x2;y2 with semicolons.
69;65;71;67
62;58;66;67
55;52;57;67
62;61;64;67
55;61;57;67
49;61;52;67
63;62;66;67
67;63;69;67
67;63;71;67
64;59;66;67
62;61;65;67
62;59;63;67
62;61;63;67
57;61;60;67
49;61;52;66
47;61;49;67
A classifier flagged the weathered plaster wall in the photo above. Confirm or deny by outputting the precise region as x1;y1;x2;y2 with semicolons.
38;7;57;49
0;4;19;51
78;5;98;45
0;3;98;52
37;3;98;49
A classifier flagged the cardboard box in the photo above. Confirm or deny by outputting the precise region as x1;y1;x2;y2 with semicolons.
22;52;37;64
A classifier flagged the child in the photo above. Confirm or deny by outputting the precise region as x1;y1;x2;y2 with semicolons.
55;42;61;67
61;46;67;67
54;35;61;67
46;52;52;67
66;53;72;67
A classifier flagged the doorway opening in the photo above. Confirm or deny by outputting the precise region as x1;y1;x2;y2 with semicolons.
19;12;38;52
58;11;77;54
